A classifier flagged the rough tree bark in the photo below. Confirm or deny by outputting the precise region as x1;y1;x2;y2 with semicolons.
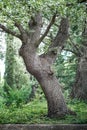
71;20;87;101
0;13;71;117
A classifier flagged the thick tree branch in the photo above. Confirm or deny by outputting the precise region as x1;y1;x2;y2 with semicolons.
46;18;69;56
14;22;30;44
26;13;42;46
52;18;69;48
28;13;42;28
14;22;26;35
29;16;37;26
40;18;69;64
0;24;21;38
36;14;57;47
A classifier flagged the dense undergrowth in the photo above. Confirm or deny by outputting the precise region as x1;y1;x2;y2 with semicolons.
0;98;87;124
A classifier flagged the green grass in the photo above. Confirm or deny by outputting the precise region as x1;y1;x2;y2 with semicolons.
0;99;87;124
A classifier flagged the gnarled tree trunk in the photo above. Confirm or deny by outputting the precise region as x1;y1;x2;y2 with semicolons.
18;13;69;117
19;46;68;117
0;13;70;117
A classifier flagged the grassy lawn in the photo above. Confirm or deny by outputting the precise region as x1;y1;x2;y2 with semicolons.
0;99;87;124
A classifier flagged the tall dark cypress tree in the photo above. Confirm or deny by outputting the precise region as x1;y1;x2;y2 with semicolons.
4;34;15;88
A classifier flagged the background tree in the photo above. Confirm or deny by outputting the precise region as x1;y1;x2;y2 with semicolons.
70;20;87;100
64;1;87;100
3;35;33;106
4;34;14;89
55;52;77;96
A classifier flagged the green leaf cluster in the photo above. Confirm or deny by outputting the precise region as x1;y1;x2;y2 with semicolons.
3;81;32;107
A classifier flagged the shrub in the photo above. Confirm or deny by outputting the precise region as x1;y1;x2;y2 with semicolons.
3;81;32;107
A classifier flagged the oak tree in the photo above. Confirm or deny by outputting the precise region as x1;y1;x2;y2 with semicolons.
0;0;73;117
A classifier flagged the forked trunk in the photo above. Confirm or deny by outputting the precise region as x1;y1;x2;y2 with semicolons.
19;44;69;117
18;14;70;118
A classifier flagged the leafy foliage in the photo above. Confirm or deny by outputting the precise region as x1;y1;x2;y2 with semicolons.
0;99;87;124
55;52;77;90
3;81;32;107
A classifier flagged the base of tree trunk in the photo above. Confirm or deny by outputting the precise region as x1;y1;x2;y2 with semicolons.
47;109;76;118
67;109;77;116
